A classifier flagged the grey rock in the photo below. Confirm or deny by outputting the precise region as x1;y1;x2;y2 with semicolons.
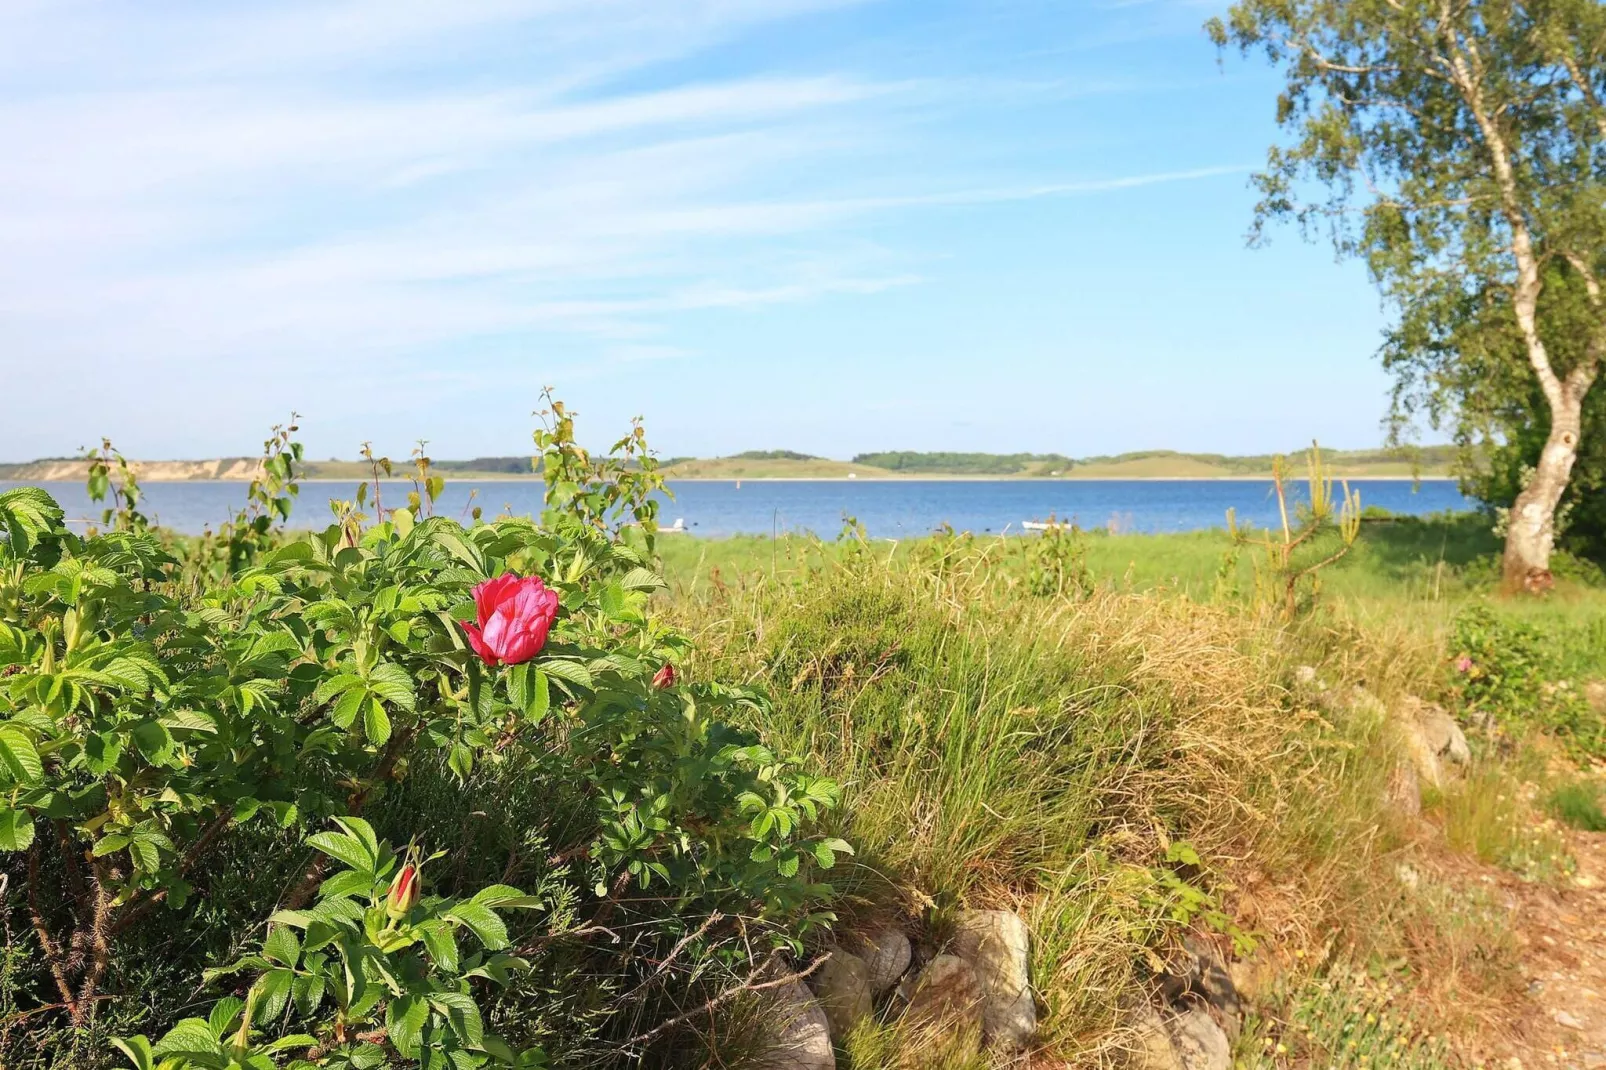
758;979;835;1070
851;927;912;995
1556;1009;1585;1031
1385;759;1423;819
1157;937;1241;1042
1126;1004;1184;1070
1169;1007;1231;1070
1293;665;1318;686
902;954;984;1050
811;951;873;1040
1395;696;1471;786
952;909;1036;1050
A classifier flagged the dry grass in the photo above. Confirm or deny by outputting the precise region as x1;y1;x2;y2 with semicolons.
664;544;1538;1065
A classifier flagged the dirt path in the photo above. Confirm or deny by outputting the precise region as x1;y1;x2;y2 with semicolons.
1494;826;1606;1069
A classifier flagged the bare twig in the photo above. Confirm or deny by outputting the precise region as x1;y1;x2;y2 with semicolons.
625;952;831;1047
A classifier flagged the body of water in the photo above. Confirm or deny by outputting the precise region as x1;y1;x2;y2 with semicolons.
3;478;1474;540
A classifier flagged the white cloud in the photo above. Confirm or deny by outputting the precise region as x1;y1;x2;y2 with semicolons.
0;0;1247;456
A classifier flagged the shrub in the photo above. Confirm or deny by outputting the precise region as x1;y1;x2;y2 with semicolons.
0;402;847;1067
1450;605;1606;755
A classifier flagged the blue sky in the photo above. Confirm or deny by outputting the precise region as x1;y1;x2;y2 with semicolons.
0;0;1398;462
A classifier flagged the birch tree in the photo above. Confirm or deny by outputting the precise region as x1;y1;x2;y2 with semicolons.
1211;0;1606;590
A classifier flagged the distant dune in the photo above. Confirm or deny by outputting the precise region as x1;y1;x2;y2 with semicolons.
0;446;1459;483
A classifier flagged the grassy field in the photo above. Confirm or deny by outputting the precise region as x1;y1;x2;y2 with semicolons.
655;513;1606;1065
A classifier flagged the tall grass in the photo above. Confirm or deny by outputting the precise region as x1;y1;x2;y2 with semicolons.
663;537;1536;1062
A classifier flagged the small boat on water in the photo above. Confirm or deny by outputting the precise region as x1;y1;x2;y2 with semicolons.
662;518;687;534
1022;519;1071;532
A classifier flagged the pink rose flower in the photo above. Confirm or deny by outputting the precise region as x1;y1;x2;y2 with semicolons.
461;573;559;667
1454;655;1474;674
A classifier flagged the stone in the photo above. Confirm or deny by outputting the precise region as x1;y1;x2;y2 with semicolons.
1556;1009;1585;1031
851;927;912;995
811;950;873;1040
951;909;1036;1050
1396;696;1471;786
902;954;984;1043
758;979;835;1070
1169;1007;1231;1070
1293;665;1318;686
1386;759;1423;819
1126;1004;1184;1070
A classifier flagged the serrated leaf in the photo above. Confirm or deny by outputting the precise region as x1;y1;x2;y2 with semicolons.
331;687;366;729
253;967;294;1023
305;832;373;875
364;698;391;745
0;808;35;851
262;924;300;968
444;900;509;950
110;1035;155;1070
366;663;415;711
153;1018;219;1057
430;991;485;1047
470;885;543;909
619;567;665;592
207;996;244;1040
0;727;42;785
538;659;592;690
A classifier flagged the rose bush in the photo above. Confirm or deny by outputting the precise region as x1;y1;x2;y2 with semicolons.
0;399;849;1068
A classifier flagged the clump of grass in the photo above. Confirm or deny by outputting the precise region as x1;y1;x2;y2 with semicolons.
1544;777;1606;831
1435;766;1574;881
667;541;1526;1061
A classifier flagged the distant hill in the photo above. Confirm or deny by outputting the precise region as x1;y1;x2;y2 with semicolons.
0;445;1461;483
851;451;1074;476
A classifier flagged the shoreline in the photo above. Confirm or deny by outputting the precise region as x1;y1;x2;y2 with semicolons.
3;474;1460;485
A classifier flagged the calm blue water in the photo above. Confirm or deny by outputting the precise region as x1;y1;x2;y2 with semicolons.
2;478;1473;539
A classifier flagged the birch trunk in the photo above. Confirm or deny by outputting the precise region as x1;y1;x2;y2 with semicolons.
1501;396;1583;591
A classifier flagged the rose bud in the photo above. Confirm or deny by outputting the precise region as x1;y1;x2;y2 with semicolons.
387;861;421;919
652;664;677;689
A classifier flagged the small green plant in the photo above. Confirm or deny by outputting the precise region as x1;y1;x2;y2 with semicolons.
84;438;150;534
1138;841;1257;958
1544;778;1606;831
112;818;546;1069
1026;517;1092;598
1225;442;1361;618
1237;963;1453;1070
1451;605;1605;755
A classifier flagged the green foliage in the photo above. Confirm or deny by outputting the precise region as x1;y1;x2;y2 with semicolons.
849;451;1072;475
1025;520;1092;598
1544;777;1606;832
1213;0;1606;577
114;818;544;1069
1238;964;1453;1070
1450;604;1605;754
725;450;820;462
0;404;845;1065
1225;444;1361;617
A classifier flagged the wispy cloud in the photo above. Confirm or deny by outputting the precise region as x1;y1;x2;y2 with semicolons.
0;0;1252;456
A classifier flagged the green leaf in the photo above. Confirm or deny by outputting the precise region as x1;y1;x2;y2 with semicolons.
619;567;665;592
430;991;485;1047
364;698;391;746
207;997;244;1040
262;924;300;968
130;721;175;764
470;885;543;909
305;832;373;875
539;659;592;690
317;867;373;900
314;673;364;704
0;808;35;851
444;900;509;950
253;967;294;1023
153;1018;220;1057
331;687;367;729
367;663;416;711
387;994;430;1058
0;727;42;785
332;816;380;859
110;1035;155;1070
